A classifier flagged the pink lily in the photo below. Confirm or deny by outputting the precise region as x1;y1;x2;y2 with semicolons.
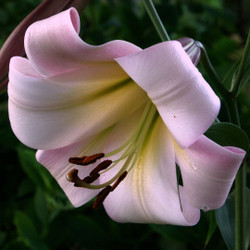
8;8;245;225
0;0;90;90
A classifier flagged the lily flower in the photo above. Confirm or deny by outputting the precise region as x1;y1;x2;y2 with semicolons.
8;8;245;225
0;0;90;90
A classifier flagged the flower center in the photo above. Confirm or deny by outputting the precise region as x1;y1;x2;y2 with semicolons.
66;101;158;209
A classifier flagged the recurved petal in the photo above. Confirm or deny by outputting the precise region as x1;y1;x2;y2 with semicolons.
116;41;220;148
175;135;245;210
24;8;141;76
8;57;147;150
103;117;200;225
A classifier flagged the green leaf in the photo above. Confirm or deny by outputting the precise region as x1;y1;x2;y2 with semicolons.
17;147;53;191
34;189;48;224
204;211;217;247
0;230;6;246
150;224;194;243
2;238;31;250
245;188;250;249
14;211;39;242
14;211;48;250
205;122;249;151
216;189;250;250
47;213;107;248
215;193;235;250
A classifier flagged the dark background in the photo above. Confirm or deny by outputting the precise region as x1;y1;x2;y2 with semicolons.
0;0;249;249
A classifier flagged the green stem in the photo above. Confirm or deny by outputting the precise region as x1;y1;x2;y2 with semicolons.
227;98;246;250
199;44;229;100
143;0;171;42
223;97;240;126
231;30;250;96
235;163;246;250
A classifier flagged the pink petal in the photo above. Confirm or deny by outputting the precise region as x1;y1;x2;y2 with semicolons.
37;107;145;207
103;118;200;225
24;8;141;76
8;57;146;149
36;137;102;207
116;41;220;148
175;135;245;210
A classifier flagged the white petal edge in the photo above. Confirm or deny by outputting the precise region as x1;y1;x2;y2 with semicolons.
175;135;245;210
24;8;142;76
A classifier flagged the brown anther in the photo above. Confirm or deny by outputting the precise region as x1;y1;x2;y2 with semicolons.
66;169;79;182
82;153;105;165
89;160;112;176
82;173;100;184
68;156;86;165
111;171;128;192
92;185;112;209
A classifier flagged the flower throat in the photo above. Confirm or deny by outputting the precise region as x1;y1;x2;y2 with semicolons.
66;101;158;209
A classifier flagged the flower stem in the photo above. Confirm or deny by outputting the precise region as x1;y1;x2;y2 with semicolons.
199;44;229;100
235;162;246;250
231;30;250;96
143;0;171;42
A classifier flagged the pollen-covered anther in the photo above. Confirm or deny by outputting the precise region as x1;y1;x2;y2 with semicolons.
82;153;105;165
68;156;87;165
68;153;105;166
89;160;112;176
92;185;112;209
111;171;128;191
82;172;100;184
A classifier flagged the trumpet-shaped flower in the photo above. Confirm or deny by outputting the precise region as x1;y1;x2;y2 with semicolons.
8;8;245;225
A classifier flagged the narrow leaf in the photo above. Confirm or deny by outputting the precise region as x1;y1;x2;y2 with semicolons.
34;189;48;224
215;193;235;250
204;211;217;247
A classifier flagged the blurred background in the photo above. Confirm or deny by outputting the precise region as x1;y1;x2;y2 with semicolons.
0;0;249;249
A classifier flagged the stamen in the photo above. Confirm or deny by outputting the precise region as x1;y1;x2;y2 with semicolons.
82;173;100;184
89;160;112;176
69;153;105;166
111;171;128;191
66;169;79;182
92;185;112;209
66;169;84;187
66;101;158;211
69;157;86;165
82;153;105;165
